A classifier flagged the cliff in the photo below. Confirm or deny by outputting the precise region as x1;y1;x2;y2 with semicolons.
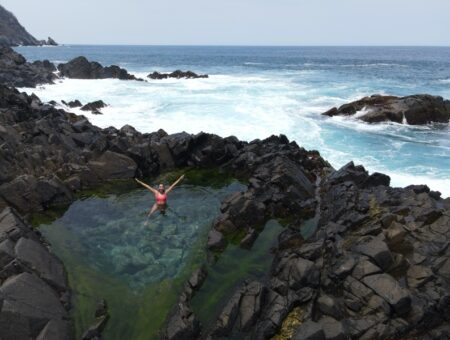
0;5;57;46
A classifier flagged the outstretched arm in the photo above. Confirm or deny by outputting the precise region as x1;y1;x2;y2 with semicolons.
166;174;185;194
135;178;158;194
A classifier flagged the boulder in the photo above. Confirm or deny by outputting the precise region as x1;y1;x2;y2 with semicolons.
88;151;137;180
81;100;107;114
322;94;450;125
67;99;82;108
354;236;393;271
0;273;68;331
239;281;265;331
14;237;67;290
293;320;326;340
207;229;226;251
362;274;411;315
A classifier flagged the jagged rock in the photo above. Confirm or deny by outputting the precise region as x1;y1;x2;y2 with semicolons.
188;266;207;291
351;260;382;280
36;319;71;340
362;274;411;316
58;56;142;81
14;237;67;290
88;151;137;180
147;70;208;80
0;273;69;336
210;288;242;337
46;37;57;46
81;100;107;114
67;99;82;108
293;320;326;340
406;265;434;288
165;298;200;340
239;281;266;331
354;236;393;271
0;47;57;87
318;317;347;340
317;295;342;320
322;94;450;125
207;229;226;251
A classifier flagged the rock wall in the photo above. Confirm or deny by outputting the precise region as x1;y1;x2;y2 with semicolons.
0;207;70;340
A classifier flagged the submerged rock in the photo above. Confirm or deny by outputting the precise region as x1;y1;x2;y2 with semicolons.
322;94;450;125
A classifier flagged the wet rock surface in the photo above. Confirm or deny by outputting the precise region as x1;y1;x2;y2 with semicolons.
0;47;57;87
323;94;450;125
80;100;108;114
148;70;208;80
58;56;143;81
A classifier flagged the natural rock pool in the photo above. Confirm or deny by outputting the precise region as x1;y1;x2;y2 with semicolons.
37;173;246;339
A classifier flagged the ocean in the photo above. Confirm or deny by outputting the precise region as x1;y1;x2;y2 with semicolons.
15;45;450;197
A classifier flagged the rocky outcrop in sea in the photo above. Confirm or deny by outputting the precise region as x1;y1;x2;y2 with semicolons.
323;94;450;125
58;56;143;81
148;70;208;80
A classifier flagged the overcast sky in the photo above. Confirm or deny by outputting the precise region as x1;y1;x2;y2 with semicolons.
2;0;450;45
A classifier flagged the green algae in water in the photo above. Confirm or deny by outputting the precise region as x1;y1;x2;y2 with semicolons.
39;180;245;339
191;220;284;330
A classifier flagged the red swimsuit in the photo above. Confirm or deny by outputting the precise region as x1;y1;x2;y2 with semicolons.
155;191;167;205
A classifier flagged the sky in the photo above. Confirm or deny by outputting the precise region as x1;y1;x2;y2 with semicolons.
2;0;450;46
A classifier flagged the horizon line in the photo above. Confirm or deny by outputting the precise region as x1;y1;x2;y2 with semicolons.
19;43;450;48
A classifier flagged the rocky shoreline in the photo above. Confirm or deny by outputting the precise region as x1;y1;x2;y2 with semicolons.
0;48;449;340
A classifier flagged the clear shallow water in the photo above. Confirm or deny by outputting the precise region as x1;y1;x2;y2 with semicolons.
38;179;245;339
191;220;283;331
16;45;450;196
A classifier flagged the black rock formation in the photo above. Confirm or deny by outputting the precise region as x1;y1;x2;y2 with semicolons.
58;56;143;81
323;94;450;125
81;100;107;114
0;46;57;87
148;70;208;80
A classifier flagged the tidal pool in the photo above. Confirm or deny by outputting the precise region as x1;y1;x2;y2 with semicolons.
191;220;284;332
38;174;245;339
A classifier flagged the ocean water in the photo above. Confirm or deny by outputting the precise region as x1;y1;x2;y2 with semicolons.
16;45;450;196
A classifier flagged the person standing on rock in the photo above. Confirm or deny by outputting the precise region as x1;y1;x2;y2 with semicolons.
135;175;185;225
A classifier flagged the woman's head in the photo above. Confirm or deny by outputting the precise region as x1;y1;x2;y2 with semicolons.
158;183;165;193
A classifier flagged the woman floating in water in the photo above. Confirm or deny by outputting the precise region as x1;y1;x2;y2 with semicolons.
135;175;185;224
